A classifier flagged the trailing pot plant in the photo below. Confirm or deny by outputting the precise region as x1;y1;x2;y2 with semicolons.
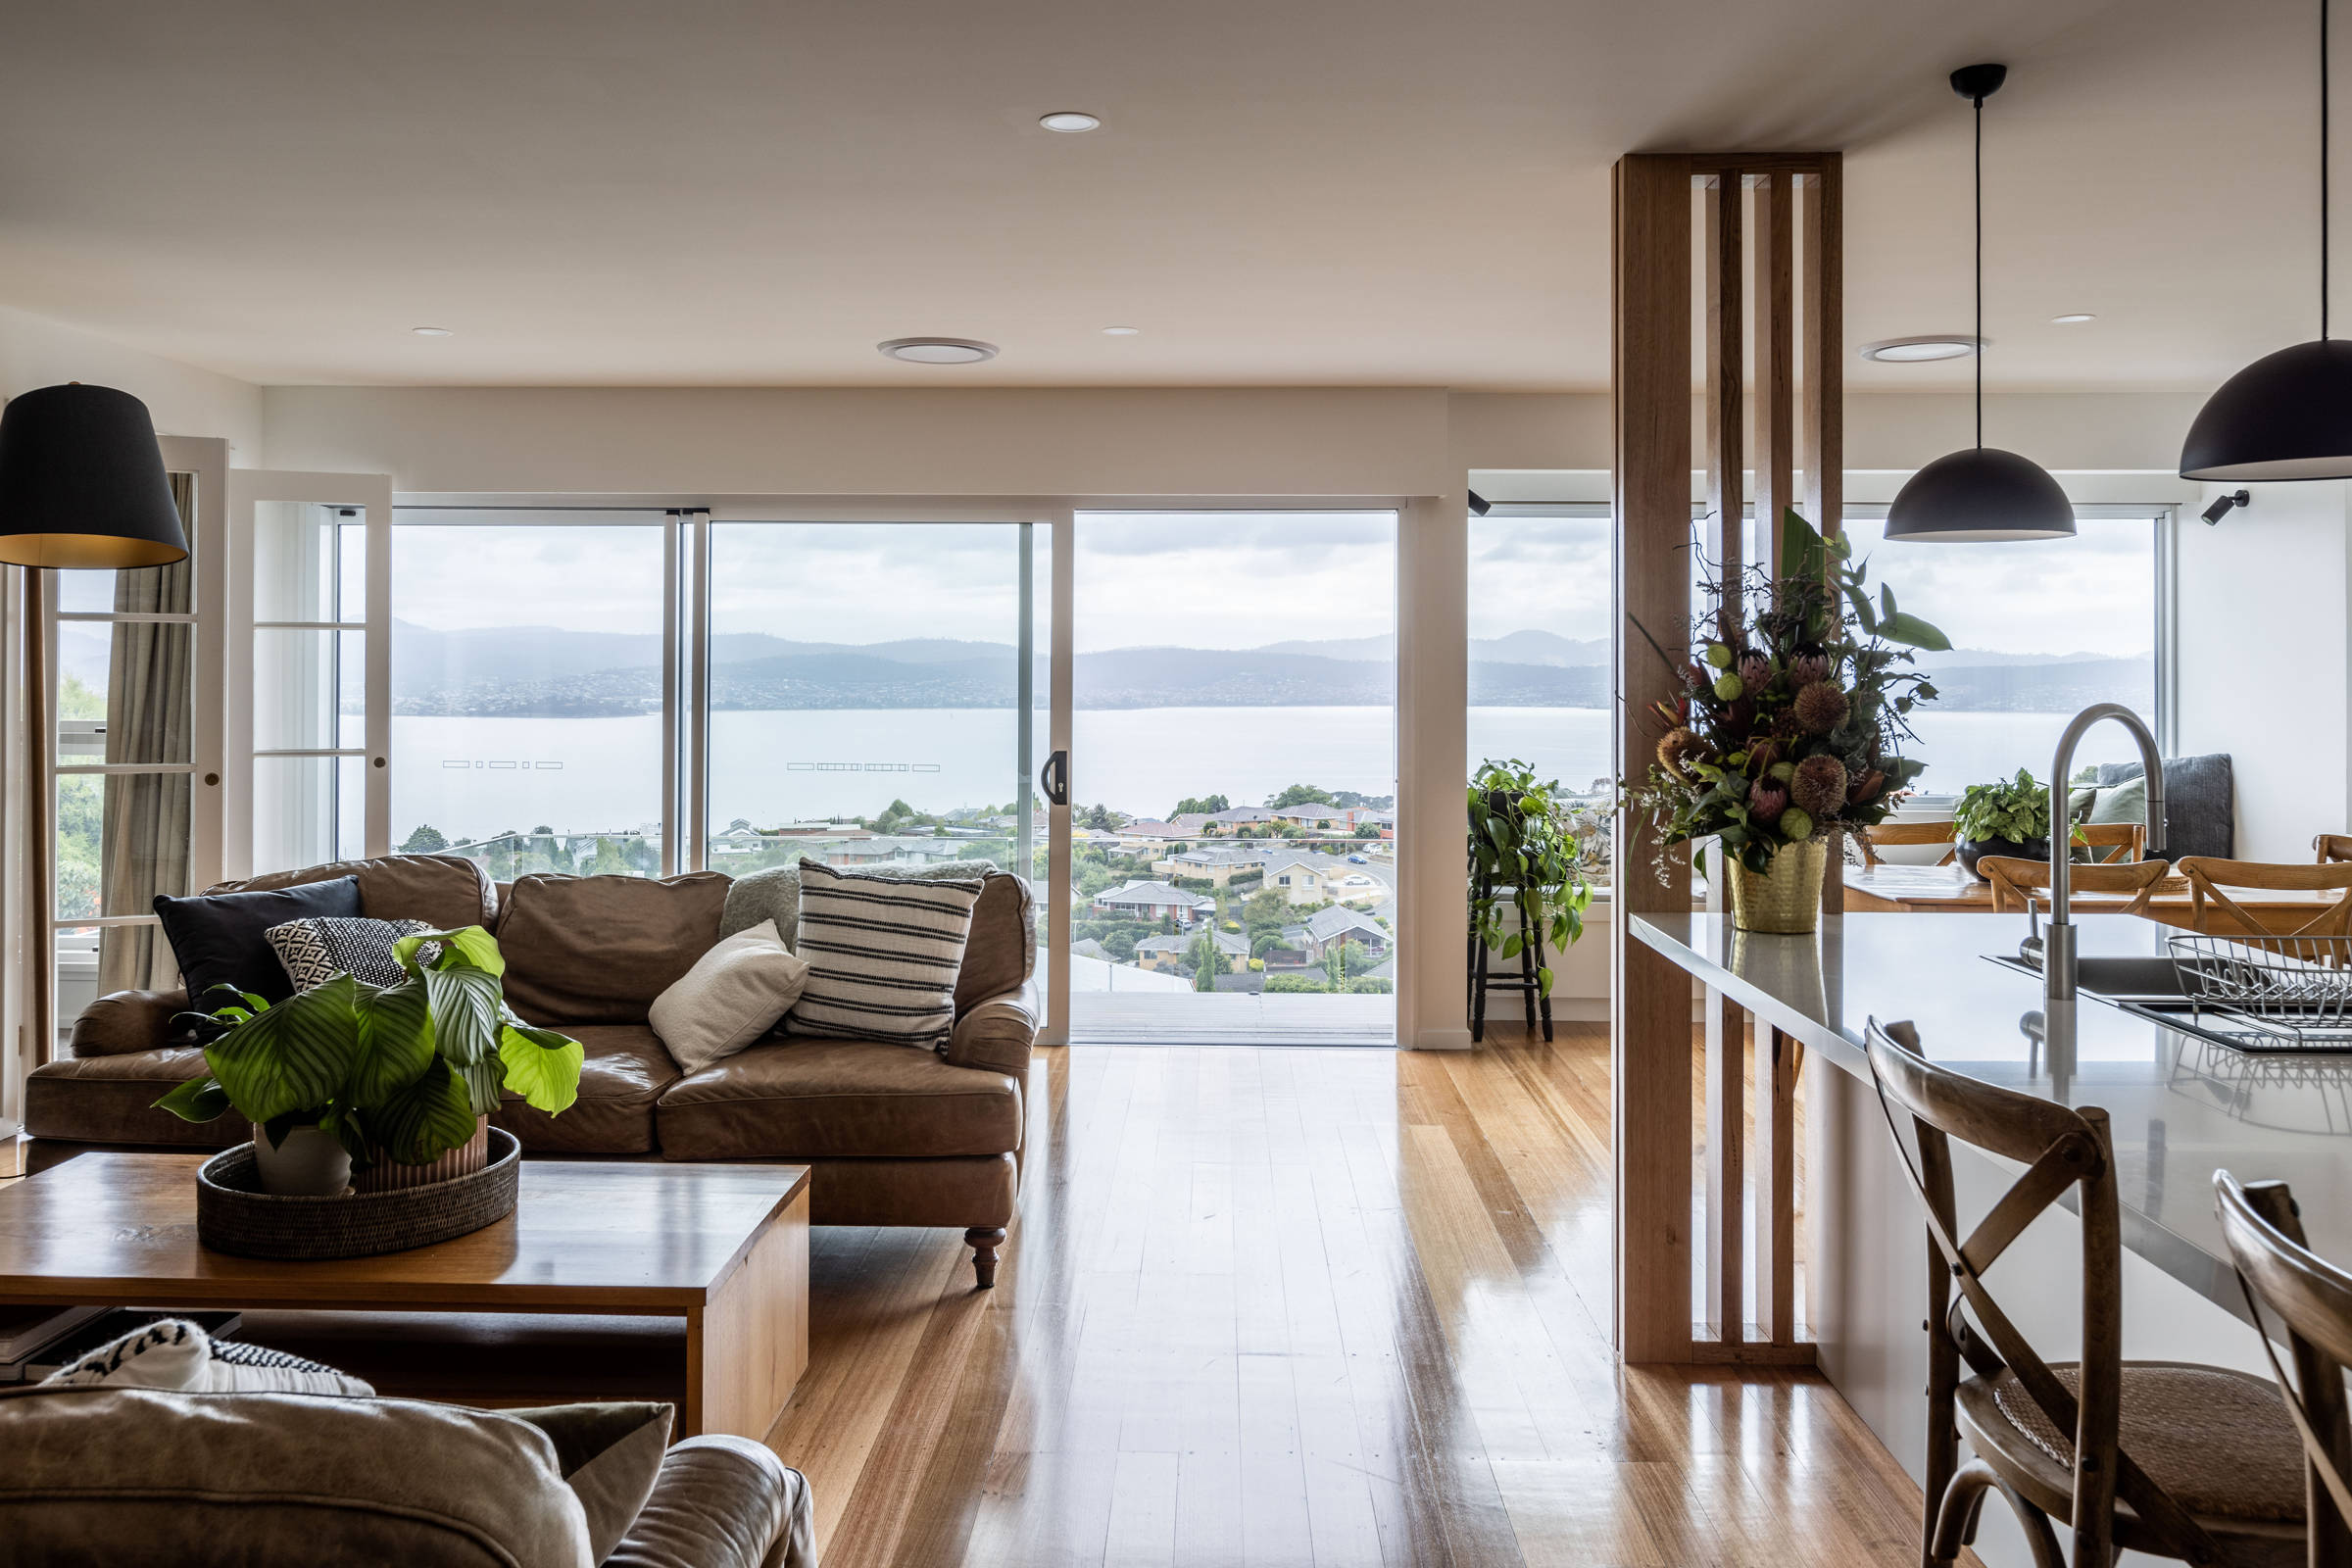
1468;758;1597;997
1620;511;1949;918
153;925;583;1179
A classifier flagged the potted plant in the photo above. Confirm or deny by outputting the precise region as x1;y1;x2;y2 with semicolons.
1951;768;2056;878
1622;510;1948;934
154;925;582;1197
1468;758;1596;996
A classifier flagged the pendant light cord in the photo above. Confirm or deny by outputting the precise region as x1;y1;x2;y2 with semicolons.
1975;87;1984;447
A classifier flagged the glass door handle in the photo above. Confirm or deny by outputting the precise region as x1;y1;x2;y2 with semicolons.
1040;750;1069;807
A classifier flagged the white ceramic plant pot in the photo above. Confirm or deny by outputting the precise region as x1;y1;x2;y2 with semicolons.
251;1123;353;1197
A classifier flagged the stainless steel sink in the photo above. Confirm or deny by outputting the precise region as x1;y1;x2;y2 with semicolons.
1984;952;2189;1002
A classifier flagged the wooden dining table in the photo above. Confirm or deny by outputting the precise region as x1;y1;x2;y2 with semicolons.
1842;861;2344;933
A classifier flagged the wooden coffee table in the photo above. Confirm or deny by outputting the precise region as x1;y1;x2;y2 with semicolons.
0;1153;809;1441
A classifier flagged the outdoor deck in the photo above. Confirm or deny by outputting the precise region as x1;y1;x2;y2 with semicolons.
1066;992;1396;1045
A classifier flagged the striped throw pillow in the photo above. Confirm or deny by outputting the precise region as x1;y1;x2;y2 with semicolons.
787;859;982;1050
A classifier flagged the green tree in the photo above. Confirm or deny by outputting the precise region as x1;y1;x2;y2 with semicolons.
57;672;105;720
1172;794;1230;816
1353;823;1381;839
1266;783;1337;809
1082;804;1115;831
400;823;450;854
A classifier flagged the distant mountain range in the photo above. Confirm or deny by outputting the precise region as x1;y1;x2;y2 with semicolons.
388;620;2151;717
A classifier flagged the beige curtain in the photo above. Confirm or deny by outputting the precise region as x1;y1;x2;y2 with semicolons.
96;472;194;993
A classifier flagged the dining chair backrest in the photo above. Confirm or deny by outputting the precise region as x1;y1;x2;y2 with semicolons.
2078;822;2146;864
1860;820;1956;867
1979;855;2171;916
2177;857;2352;943
1864;1018;2221;1568
2214;1172;2352;1566
2318;834;2352;866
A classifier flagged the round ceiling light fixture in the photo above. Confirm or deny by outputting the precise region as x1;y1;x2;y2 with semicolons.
1101;325;1141;336
877;337;1000;365
411;325;454;337
1860;335;1983;363
2050;313;2096;324
1039;111;1101;132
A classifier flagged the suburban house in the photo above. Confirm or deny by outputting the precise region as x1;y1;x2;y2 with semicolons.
1151;846;1272;885
1109;818;1190;852
1089;880;1216;925
1261;852;1386;906
1302;905;1393;961
1200;807;1280;834
1133;929;1250;973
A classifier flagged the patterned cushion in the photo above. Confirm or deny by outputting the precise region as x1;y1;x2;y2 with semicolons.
44;1317;372;1397
787;858;981;1050
265;916;435;991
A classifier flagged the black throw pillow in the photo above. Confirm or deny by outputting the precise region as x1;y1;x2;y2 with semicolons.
153;875;363;1010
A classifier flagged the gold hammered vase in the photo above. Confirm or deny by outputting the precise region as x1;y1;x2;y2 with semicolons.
1728;838;1828;934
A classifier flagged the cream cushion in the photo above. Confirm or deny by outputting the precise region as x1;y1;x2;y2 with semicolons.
649;919;810;1073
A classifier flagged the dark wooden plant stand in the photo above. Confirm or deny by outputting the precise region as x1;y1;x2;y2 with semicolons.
1468;870;1552;1043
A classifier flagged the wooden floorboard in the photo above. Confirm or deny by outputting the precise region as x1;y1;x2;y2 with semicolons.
747;1023;1957;1567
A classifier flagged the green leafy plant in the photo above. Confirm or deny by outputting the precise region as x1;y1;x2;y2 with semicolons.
153;925;583;1169
1469;759;1597;997
1621;510;1949;876
1951;768;2056;845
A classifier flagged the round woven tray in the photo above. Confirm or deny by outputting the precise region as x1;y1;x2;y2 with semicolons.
196;1128;521;1260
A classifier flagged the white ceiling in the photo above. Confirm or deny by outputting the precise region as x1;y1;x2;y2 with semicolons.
0;0;2330;391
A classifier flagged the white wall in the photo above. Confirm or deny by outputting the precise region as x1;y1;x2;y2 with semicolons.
2175;481;2352;860
0;306;262;458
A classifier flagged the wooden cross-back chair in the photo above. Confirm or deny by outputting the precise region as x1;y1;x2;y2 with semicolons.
1979;855;2172;917
2079;821;2148;863
1859;820;1957;866
1865;1019;2309;1568
2178;857;2352;947
2316;834;2352;866
2215;1173;2352;1568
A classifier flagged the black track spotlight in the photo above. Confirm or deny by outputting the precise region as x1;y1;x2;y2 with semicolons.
2200;489;2253;525
1467;489;1492;517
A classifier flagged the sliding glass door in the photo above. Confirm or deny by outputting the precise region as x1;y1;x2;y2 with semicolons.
1063;510;1398;1045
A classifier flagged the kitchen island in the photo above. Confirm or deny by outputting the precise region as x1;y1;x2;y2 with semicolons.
1633;909;2340;1568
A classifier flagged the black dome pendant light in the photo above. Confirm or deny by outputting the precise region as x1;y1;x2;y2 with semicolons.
2180;0;2352;479
1886;64;2077;542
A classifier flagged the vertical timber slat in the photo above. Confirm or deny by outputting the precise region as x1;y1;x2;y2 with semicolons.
1612;153;1694;1364
1755;171;1795;572
1802;159;1846;914
1757;1025;1800;1345
1700;170;1746;1348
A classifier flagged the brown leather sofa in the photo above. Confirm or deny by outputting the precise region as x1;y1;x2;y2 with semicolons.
25;853;1038;1287
0;1383;815;1567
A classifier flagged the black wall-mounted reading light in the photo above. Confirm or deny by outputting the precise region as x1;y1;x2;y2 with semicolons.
2200;489;2253;525
1467;489;1492;516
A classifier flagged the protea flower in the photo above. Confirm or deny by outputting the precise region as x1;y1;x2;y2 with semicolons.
1738;652;1772;691
1794;679;1850;735
1790;754;1850;818
1748;780;1789;822
1789;653;1834;687
1656;726;1708;780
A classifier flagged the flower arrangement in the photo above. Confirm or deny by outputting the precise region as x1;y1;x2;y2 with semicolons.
1623;510;1949;879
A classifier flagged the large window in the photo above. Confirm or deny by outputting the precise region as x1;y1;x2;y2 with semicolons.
1466;509;1611;798
388;513;670;878
1849;509;2162;796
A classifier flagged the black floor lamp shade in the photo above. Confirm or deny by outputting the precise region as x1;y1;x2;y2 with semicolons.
1885;446;2077;541
0;383;189;569
2180;337;2352;480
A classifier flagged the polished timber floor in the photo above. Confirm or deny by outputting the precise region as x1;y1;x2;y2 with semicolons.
773;1027;1943;1568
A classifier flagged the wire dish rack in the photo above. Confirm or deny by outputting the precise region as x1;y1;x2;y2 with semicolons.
2167;934;2352;1050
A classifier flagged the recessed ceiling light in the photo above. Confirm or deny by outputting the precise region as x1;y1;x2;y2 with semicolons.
410;325;454;337
1039;111;1101;132
878;337;1000;365
2050;313;2097;324
1101;325;1141;336
1859;335;1984;363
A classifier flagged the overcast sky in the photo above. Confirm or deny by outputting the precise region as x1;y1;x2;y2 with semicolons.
390;509;2153;660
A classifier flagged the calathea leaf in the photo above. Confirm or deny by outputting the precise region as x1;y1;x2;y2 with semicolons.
350;977;434;1103
153;1075;231;1122
424;965;505;1066
369;1057;480;1166
499;1024;584;1115
203;974;364;1125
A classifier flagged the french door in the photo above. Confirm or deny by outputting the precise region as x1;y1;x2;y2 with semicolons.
226;469;392;876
